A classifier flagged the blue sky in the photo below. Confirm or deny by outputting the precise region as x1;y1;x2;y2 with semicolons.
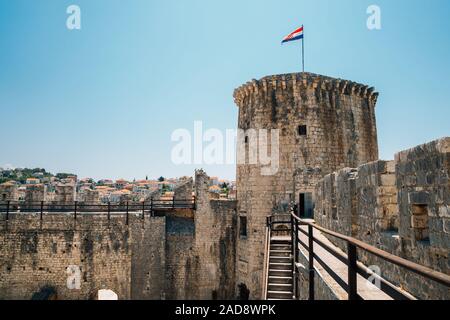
0;0;449;180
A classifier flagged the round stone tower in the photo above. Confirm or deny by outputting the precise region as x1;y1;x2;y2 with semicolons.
233;72;379;299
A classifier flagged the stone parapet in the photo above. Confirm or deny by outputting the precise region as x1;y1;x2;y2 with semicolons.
234;72;379;106
313;137;450;299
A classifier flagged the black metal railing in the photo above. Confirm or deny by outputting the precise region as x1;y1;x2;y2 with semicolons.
288;210;450;300
0;198;195;223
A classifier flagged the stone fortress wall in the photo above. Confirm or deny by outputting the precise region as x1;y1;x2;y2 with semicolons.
233;72;379;299
314;138;450;299
0;71;448;300
0;171;237;300
0;183;18;202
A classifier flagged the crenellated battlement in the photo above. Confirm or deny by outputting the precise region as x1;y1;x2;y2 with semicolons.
233;72;378;106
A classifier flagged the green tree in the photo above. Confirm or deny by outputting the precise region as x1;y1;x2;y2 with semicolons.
56;173;75;180
161;184;170;193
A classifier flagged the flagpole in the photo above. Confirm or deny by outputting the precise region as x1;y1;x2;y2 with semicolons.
302;25;305;73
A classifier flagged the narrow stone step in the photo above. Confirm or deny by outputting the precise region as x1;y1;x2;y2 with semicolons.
268;276;292;284
267;291;293;300
269;256;292;264
268;269;292;277
270;239;292;245
269;262;292;270
270;240;291;244
268;283;293;292
270;244;292;251
269;250;291;257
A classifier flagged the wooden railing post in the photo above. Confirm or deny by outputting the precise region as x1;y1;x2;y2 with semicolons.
142;202;145;219
40;201;44;221
107;202;111;221
308;224;315;301
151;198;154;217
347;243;358;300
74;201;77;220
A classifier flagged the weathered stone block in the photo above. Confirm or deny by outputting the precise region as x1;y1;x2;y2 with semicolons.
414;228;429;241
409;191;430;205
411;205;428;215
380;174;396;186
438;206;449;218
443;218;450;234
411;215;429;229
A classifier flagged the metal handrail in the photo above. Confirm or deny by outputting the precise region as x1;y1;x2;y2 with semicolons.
262;216;272;300
291;210;450;300
0;200;195;213
0;200;196;224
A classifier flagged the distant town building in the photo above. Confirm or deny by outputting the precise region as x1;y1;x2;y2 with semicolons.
26;178;40;185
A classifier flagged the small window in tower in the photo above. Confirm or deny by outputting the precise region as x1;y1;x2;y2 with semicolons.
298;125;307;136
244;136;249;143
240;216;247;237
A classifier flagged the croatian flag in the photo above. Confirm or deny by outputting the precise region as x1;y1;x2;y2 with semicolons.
281;26;304;44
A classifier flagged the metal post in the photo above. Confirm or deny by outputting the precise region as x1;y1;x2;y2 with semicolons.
172;197;175;209
40;201;44;221
142;202;145;220
107;202;111;221
150;198;153;217
74;201;77;220
347;243;358;300
308;225;315;300
6;201;10;221
126;201;129;225
301;25;305;73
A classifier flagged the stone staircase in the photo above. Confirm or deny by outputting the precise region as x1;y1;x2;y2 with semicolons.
267;237;294;300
